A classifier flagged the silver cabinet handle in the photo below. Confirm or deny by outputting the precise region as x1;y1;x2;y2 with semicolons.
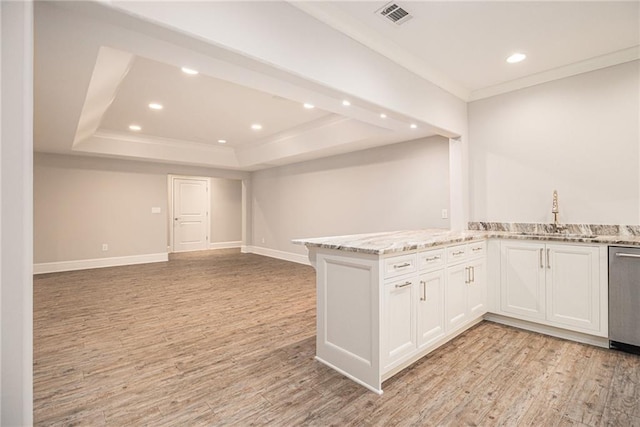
616;253;640;259
539;248;544;268
464;267;470;284
425;256;441;262
471;266;475;283
452;251;465;256
394;262;411;269
547;248;551;269
395;281;412;289
420;280;426;301
472;247;482;252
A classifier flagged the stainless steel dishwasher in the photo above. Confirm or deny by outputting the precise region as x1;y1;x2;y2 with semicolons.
609;246;640;354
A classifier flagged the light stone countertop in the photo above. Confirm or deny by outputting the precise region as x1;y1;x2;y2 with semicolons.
293;227;640;256
292;229;486;255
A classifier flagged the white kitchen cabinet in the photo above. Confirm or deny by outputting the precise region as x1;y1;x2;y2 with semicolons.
468;258;487;318
417;269;445;349
382;277;417;368
500;241;546;320
445;263;469;330
445;242;487;332
382;249;447;369
499;241;601;334
383;253;417;279
546;244;600;331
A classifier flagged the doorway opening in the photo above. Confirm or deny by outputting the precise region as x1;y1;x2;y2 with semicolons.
168;175;243;253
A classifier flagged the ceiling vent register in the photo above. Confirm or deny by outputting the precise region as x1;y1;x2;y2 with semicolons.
376;2;413;26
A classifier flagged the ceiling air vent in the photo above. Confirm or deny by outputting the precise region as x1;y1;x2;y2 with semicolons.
376;2;413;26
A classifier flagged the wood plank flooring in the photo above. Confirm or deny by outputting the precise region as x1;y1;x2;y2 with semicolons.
34;249;640;426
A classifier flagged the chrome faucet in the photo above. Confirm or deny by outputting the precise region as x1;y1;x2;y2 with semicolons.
551;190;566;232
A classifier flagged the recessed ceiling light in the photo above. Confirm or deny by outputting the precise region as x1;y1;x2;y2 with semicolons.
342;100;351;107
303;103;315;109
506;53;527;64
410;124;417;129
148;103;163;110
217;139;227;144
251;124;262;130
181;67;199;75
128;124;141;131
380;113;387;119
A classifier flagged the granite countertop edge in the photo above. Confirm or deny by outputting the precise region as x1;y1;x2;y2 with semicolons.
293;229;640;255
486;231;640;246
292;230;486;255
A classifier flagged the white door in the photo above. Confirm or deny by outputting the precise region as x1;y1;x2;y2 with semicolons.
172;177;209;252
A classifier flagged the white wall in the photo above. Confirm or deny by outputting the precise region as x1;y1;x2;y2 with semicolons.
469;61;640;225
251;136;450;257
34;153;245;268
35;159;167;263
1;1;33;424
210;178;242;245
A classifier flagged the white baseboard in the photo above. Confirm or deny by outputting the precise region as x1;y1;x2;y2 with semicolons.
484;313;609;348
208;240;242;250
243;245;310;266
34;253;168;274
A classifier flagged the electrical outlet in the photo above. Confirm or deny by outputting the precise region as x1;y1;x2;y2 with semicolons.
261;237;265;244
102;243;108;251
441;209;448;219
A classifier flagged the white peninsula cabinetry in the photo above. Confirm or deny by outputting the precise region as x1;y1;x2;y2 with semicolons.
497;240;606;336
300;231;487;394
297;229;613;394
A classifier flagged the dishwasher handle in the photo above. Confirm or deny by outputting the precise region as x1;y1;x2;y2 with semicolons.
615;253;640;259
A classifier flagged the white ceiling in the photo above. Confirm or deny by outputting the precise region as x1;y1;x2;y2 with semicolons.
100;55;332;148
34;1;640;171
295;1;640;100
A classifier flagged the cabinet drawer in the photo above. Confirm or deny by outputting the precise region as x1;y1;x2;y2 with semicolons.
446;244;468;263
418;248;445;271
468;241;486;258
384;253;417;278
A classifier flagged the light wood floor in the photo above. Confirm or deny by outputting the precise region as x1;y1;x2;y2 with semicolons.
35;249;640;426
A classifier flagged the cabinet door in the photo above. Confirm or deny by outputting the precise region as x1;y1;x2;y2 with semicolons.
382;278;417;368
417;270;445;349
546;244;600;331
468;258;487;318
500;241;546;320
445;264;469;331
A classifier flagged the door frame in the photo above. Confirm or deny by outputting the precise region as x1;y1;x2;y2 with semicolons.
168;174;211;253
